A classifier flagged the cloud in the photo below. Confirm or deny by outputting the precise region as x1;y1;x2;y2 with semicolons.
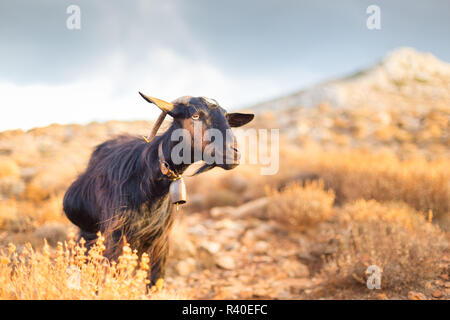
0;46;285;131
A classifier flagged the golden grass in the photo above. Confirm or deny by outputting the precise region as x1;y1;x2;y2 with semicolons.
289;149;450;228
0;157;20;179
0;232;181;299
268;180;335;231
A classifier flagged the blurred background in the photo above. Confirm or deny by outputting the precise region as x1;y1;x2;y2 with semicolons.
0;1;449;300
1;0;449;130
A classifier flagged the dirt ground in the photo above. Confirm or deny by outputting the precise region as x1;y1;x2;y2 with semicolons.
164;200;450;300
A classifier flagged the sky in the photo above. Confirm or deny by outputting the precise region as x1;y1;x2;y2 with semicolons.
0;0;449;131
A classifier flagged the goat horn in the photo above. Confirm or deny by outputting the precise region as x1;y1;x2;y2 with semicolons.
139;92;174;141
138;92;174;112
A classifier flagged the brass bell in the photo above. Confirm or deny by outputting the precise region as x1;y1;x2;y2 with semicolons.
169;177;187;205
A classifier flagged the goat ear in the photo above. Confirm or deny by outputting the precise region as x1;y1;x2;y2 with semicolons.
226;113;255;127
139;92;174;113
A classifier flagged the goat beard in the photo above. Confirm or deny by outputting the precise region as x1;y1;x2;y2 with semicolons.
192;162;215;176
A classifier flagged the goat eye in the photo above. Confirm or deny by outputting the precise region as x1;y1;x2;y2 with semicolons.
192;113;200;120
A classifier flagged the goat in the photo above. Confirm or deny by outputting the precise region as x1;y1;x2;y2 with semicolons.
63;93;254;285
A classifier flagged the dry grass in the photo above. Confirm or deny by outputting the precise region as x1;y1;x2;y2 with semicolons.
0;232;181;299
287;149;450;229
0;106;448;299
320;200;447;290
268;180;335;231
0;157;20;179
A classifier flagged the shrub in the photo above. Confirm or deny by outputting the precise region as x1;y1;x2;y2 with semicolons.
321;200;447;290
268;180;335;231
0;233;181;299
310;151;450;228
0;157;20;179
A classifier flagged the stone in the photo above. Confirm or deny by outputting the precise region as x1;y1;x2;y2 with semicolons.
199;241;221;255
216;255;236;270
253;241;269;254
233;197;269;218
434;280;443;287
377;293;388;300
176;258;196;277
281;259;310;278
407;291;426;300
210;206;234;218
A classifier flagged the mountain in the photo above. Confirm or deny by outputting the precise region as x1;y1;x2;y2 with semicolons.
250;48;450;112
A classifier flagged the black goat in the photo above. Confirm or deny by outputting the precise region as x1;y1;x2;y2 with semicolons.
63;94;254;285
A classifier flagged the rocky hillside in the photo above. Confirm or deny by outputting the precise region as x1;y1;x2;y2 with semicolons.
251;48;450;112
249;48;450;158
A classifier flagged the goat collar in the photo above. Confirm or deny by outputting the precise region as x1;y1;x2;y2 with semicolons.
158;141;180;181
158;141;187;206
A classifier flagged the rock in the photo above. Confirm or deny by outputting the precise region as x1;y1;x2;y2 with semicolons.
209;197;269;220
239;288;254;299
224;241;239;251
216;255;236;270
199;241;221;255
214;219;244;231
431;290;443;298
233;197;269;218
280;259;310;278
176;258;196;276
173;238;197;257
187;224;208;236
254;241;269;254
377;293;388;300
277;278;316;294
250;224;273;239
434;280;443;287
407;291;426;300
210;206;234;218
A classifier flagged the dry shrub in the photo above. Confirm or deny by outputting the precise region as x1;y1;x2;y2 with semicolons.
0;157;25;198
0;233;182;299
0;157;20;179
0;200;19;230
31;196;66;225
268;180;335;231
321;200;447;290
24;162;76;202
0;199;33;233
0;177;25;198
33;222;68;246
311;150;450;227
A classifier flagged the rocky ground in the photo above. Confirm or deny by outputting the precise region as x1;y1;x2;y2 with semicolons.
164;198;450;300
